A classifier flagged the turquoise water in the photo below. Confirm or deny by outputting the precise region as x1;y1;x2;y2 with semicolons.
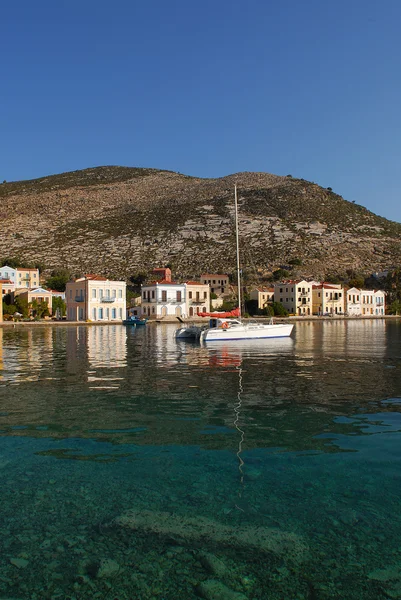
0;320;400;599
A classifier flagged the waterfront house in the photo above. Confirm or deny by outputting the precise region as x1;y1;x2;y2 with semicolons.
0;266;40;289
273;280;312;315
346;288;386;316
141;280;186;319
0;281;2;322
15;287;53;316
0;279;15;298
200;273;229;296
250;287;274;311
312;283;345;315
184;281;210;317
66;275;126;322
346;287;361;316
361;289;386;316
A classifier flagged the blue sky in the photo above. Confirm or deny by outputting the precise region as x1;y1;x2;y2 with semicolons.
2;0;401;222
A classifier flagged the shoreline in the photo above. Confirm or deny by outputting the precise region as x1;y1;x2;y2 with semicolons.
0;315;399;327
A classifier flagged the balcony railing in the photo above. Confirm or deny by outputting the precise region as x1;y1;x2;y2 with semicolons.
75;296;85;302
100;297;116;303
143;298;182;304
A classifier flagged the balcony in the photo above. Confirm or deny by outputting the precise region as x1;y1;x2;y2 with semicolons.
75;296;85;302
101;297;116;303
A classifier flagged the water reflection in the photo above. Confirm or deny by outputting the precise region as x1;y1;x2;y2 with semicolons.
0;322;400;454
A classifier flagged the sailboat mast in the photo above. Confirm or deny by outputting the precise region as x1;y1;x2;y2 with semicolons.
234;184;241;319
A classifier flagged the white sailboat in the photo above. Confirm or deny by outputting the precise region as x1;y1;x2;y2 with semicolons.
176;185;294;342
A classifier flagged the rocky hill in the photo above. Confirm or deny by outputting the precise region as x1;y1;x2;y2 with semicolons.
1;166;400;281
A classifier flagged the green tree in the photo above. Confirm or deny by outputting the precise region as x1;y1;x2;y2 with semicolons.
52;296;66;317
388;300;401;315
0;257;22;269
384;269;401;305
2;302;17;316
45;269;72;292
272;269;290;281
349;276;365;289
271;301;288;316
288;258;303;267
14;296;29;318
30;299;50;319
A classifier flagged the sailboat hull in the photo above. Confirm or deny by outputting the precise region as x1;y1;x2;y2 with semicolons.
200;322;293;342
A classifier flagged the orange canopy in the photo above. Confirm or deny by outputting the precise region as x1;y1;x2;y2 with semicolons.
200;307;241;318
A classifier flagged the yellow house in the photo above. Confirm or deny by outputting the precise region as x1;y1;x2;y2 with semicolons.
15;267;40;289
312;283;345;315
66;275;126;321
185;281;210;317
0;279;15;297
200;273;229;296
15;287;53;316
273;280;313;315
250;287;274;311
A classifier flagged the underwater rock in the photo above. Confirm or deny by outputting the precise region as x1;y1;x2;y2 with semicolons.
368;567;401;599
96;558;120;578
111;509;307;561
199;552;229;578
9;558;29;569
197;579;247;600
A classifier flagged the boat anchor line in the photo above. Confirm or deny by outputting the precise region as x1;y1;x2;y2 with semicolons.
234;365;246;513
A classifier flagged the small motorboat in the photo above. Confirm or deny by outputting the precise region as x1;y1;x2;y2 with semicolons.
123;316;148;326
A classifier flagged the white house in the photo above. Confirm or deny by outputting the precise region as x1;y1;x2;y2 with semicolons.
361;290;386;316
346;288;386;316
346;287;361;316
141;281;186;319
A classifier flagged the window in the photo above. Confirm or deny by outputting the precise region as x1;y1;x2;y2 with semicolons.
92;288;97;299
189;291;193;299
204;292;207;299
112;289;116;298
99;308;103;319
92;308;96;320
162;290;167;302
106;308;110;319
106;289;110;298
119;308;122;318
118;289;122;298
177;291;182;302
152;290;155;299
280;288;283;293
112;308;116;319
